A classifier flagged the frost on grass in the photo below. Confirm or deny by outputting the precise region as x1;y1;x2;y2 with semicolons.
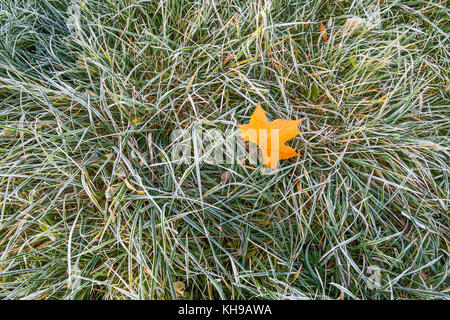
0;0;448;300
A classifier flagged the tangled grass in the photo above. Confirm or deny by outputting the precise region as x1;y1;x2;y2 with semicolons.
0;0;448;299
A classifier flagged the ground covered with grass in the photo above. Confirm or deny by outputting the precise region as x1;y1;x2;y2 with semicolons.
0;0;449;299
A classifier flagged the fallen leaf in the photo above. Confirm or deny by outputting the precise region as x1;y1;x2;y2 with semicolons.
309;82;319;100
132;117;142;124
174;281;185;297
221;171;231;184
320;23;327;41
238;103;304;169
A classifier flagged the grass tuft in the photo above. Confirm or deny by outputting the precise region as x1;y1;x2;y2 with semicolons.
0;0;448;299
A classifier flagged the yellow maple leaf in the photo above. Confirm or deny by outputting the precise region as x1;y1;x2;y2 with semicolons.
238;102;304;169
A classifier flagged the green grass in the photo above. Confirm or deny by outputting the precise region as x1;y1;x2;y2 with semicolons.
0;0;449;300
